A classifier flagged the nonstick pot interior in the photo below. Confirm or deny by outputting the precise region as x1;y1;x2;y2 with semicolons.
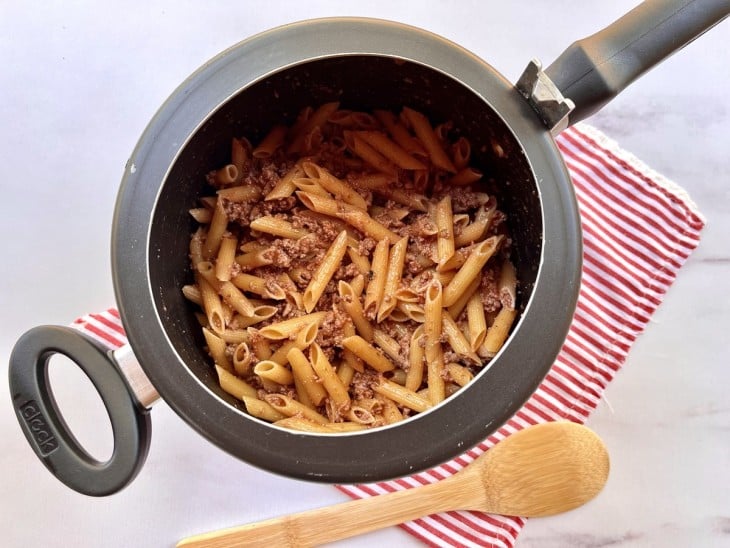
149;55;542;413
113;18;581;482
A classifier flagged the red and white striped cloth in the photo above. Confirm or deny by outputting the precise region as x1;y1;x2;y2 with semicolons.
72;124;705;548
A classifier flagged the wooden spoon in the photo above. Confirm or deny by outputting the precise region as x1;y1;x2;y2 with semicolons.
178;421;609;547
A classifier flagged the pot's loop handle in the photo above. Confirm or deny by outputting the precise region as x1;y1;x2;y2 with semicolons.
542;0;730;127
8;325;151;496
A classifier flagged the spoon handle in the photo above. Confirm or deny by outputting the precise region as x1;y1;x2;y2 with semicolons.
177;472;475;548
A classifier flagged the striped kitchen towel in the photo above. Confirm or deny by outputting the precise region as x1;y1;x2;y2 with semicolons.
72;123;705;548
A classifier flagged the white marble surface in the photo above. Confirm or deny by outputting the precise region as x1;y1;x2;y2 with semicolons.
1;2;728;547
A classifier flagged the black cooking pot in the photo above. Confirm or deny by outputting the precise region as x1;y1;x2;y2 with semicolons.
9;0;728;496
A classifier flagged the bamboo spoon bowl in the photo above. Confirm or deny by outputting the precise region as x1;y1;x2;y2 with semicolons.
178;421;610;547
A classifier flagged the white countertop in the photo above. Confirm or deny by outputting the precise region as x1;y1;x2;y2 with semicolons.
1;2;728;547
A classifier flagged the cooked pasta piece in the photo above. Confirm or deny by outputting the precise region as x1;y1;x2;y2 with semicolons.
287;347;328;406
341;335;395;372
354;130;427;170
338;281;373;341
424;281;446;405
442;236;503;307
363;238;390;317
481;306;518;358
303;230;349;312
243;396;286;422
466;292;488;351
434;195;455;271
253;125;287;158
258;312;328;340
302;162;368;209
402;107;457;173
250;216;308;239
377;237;408;322
310;343;350;411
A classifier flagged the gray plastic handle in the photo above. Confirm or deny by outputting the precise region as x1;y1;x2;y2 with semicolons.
545;0;730;127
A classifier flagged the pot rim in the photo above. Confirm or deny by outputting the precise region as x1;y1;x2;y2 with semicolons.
112;17;582;482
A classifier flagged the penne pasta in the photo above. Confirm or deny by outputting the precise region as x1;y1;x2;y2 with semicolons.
257;312;328;340
466;291;488;351
446;362;474;387
265;162;304;200
442;310;481;363
354;173;429;212
230;306;278;328
264;393;329;424
451;136;471;170
442;236;503;307
215;365;257;399
218;281;256;317
231;138;248;177
232;342;253;376
405;325;426;392
481;306;518;358
434;195;455;271
296;191;401;244
402;107;457;173
254;360;294;385
499;259;517;310
424;280;446;405
310;343;350;411
374;379;431;413
235;249;273;270
217;184;261;202
303;230;349;312
203;328;232;372
203;198;228;259
377;237;408;322
341;335;395;372
231;273;286;300
214;234;238;282
354;130;427;170
189;207;212;224
268;320;318;365
182;284;202;306
450;167;483;186
338;280;373;341
250;216;308;239
373;109;427;157
287;347;328;406
447;276;481;320
287;102;340;154
248;329;273;360
213;164;239;186
243;396;286;422
302;162;368;210
346;247;371;275
253;124;287;158
218;329;251;345
344;130;397;175
363;238;390;317
197;275;225;334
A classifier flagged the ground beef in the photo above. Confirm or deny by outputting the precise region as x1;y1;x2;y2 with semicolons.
405;214;437;238
223;199;255;227
449;189;490;213
480;265;501;313
350;370;380;401
316;307;352;353
249;197;297;219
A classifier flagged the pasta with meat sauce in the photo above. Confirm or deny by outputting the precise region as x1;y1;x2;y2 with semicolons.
183;103;517;432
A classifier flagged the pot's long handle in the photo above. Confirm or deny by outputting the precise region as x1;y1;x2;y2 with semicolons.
8;326;152;496
544;0;730;127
